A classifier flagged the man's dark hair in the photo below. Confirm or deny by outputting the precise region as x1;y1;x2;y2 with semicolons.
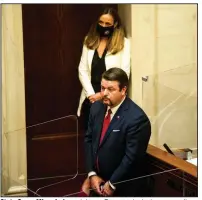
102;68;129;90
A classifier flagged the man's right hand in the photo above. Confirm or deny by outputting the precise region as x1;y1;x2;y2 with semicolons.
89;175;104;195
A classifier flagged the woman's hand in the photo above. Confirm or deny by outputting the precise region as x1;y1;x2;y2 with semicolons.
88;92;103;103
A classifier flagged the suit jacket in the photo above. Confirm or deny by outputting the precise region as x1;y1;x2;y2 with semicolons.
84;97;151;194
77;38;130;116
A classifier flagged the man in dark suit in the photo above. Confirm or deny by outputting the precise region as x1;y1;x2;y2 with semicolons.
80;67;151;197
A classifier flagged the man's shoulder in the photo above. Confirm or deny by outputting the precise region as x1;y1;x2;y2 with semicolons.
92;100;103;107
125;97;149;120
90;101;104;113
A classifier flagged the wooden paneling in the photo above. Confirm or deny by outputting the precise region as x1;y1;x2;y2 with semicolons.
22;4;117;196
146;144;198;197
22;4;117;127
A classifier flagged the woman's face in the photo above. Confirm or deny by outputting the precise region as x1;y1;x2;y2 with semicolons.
98;14;114;27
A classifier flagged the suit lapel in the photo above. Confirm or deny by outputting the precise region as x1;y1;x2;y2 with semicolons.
94;103;107;149
88;49;95;71
99;97;129;148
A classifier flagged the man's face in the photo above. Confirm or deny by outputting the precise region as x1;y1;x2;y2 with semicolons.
101;79;127;107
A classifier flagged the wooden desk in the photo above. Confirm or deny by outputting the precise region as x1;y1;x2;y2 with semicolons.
146;144;197;197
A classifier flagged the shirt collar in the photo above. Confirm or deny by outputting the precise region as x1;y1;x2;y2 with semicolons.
107;96;126;116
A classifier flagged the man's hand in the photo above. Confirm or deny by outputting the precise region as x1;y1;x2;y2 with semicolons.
81;177;90;196
89;175;104;195
88;92;103;103
102;181;115;196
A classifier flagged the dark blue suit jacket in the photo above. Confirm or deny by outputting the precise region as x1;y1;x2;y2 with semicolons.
84;97;151;192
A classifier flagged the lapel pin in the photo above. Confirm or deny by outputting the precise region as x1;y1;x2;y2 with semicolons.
117;116;120;119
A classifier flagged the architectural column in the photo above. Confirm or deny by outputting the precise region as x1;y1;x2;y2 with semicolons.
2;4;27;196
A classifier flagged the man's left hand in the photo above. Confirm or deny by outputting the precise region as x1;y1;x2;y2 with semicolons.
102;181;115;196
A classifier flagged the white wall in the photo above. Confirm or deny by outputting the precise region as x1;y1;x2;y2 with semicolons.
119;4;197;150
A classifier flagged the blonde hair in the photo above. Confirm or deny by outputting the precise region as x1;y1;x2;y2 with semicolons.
84;7;125;54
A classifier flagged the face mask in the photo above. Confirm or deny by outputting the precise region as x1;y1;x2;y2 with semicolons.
96;23;114;37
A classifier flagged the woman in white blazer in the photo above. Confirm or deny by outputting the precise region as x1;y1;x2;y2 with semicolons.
77;7;130;131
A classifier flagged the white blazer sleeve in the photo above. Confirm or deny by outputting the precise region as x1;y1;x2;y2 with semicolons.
121;38;131;78
78;45;95;97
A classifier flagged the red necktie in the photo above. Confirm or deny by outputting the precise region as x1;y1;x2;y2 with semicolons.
96;109;112;172
99;109;112;144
